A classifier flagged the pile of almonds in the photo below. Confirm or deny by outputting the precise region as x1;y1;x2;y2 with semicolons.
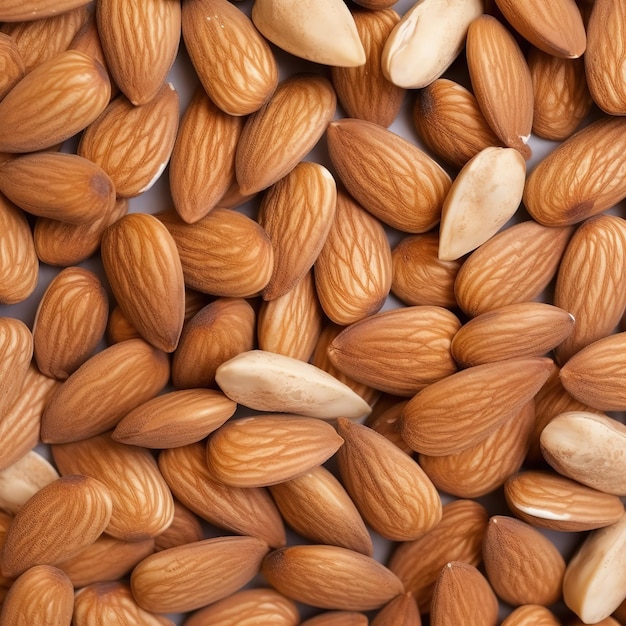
0;0;625;624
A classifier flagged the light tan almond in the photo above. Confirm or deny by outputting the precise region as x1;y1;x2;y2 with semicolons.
401;357;553;456
454;221;573;317
0;50;110;152
540;411;626;495
40;338;170;444
112;388;236;448
0;0;90;21
169;87;243;223
0;565;73;626
555;214;626;363
382;0;483;89
97;0;180;106
184;588;299;626
327;118;451;233
563;511;626;623
263;545;404;611
419;400;535;498
258;161;337;300
68;13;114;91
33;267;108;380
158;442;286;548
466;15;533;157
206;414;344;487
182;0;277;116
236;73;336;195
78;83;179;197
172;298;256;389
314;191;392;325
33;196;127;267
215;350;371;419
483;516;565;606
451;302;575;367
371;592;421;626
300;612;368;626
252;0;365;67
154;500;203;553
0;317;32;417
157;208;274;297
524;116;626;226
269;465;372;556
102;213;185;352
431;562;498;626
364;398;412;454
131;536;269;613
52;433;174;542
501;605;561;626
330;9;405;127
0;152;115;224
529;48;592;141
1;475;112;578
257;270;324;362
438;147;526;260
328;306;459;396
413;78;502;170
0;33;25;100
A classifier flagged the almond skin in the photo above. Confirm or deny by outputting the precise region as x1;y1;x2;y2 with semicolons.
370;592;421;626
0;317;33;417
300;613;368;626
0;0;90;21
0;32;25;99
364;398;412;454
501;605;561;626
154;500;203;553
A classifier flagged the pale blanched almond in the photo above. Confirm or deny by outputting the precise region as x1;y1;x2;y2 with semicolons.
0;317;32;417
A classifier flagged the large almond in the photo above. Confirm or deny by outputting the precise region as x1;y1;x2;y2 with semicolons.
0;0;90;21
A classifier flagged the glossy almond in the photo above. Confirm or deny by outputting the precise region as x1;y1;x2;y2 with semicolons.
501;605;561;626
0;50;110;152
154;500;203;553
0;33;25;99
327;118;451;233
0;317;32;417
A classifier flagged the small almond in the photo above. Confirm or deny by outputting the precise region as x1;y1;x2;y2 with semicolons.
501;605;561;626
154;500;203;553
371;592;421;626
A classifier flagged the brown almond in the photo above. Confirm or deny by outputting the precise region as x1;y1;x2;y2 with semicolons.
0;33;25;100
300;613;368;626
371;592;421;626
105;305;142;344
154;500;203;553
364;398;412;454
0;1;90;22
68;14;114;92
0;317;32;417
501;605;561;626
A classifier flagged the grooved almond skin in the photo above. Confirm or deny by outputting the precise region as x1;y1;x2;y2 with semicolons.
501;605;561;626
0;33;25;100
401;357;553;456
524;117;626;226
413;78;502;170
263;545;404;611
483;516;565;606
0;317;32;417
131;536;270;614
33;267;108;380
157;208;274;298
454;221;573;317
112;389;236;449
0;152;115;224
0;50;110;152
169;87;243;224
451;302;575;367
495;0;586;57
419;400;535;498
364;399;412;454
52;433;175;542
0;0;90;21
1;475;113;578
182;0;277;116
466;15;533;157
0;565;73;626
328;306;460;397
337;418;441;542
158;442;286;548
431;562;498;626
69;14;113;89
235;74;337;195
301;613;368;626
269;465;373;556
315;191;392;325
97;0;180;106
327;118;451;233
555;215;626;364
206;414;344;488
78;83;179;197
40;338;170;444
371;592;421;626
258;161;337;301
102;213;185;353
504;470;625;532
154;500;203;553
330;9;405;127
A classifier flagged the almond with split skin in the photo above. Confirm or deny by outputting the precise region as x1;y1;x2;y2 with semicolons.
501;605;561;626
0;317;32;417
0;33;25;99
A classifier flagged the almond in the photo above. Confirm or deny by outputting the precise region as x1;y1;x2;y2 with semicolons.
501;605;561;626
0;0;90;21
0;317;32;417
1;475;112;578
154;500;203;553
401;357;553;456
326;118;451;233
182;0;277;116
0;33;25;99
52;433;175;542
206;414;344;487
215;350;371;419
0;512;14;590
105;305;142;344
300;613;368;626
97;0;180;106
130;536;270;613
262;545;404;611
364;398;412;454
41;338;170;443
0;50;110;152
236;74;336;195
371;592;421;626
